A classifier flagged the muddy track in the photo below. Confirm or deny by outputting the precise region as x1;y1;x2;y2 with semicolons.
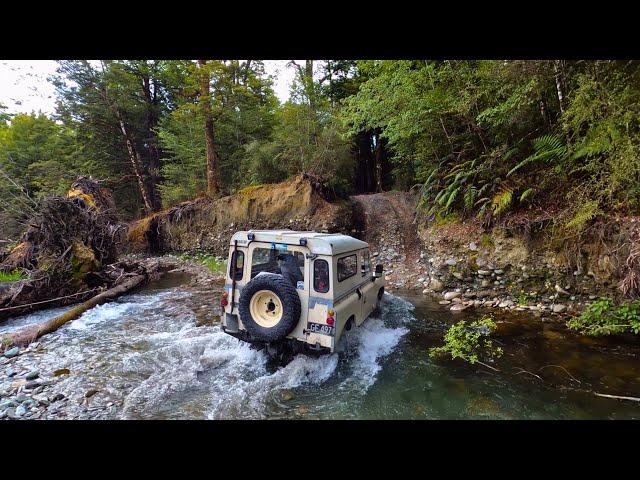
351;191;421;263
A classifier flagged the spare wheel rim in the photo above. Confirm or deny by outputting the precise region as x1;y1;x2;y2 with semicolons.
249;290;284;328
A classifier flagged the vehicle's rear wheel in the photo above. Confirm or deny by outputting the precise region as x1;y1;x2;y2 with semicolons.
239;273;301;342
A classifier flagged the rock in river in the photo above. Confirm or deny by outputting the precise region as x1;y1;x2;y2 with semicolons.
552;304;567;313
444;291;461;301
430;278;444;292
450;303;471;312
3;347;19;358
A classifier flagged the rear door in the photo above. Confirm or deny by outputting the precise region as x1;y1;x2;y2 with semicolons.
247;241;309;338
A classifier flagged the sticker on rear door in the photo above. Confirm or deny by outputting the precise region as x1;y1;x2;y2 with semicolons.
307;322;335;336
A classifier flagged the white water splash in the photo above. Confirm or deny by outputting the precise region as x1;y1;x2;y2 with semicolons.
9;285;415;419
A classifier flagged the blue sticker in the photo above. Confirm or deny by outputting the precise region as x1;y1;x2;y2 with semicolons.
296;281;305;290
272;243;289;250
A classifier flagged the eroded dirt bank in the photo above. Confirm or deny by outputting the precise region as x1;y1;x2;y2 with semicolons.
127;174;355;256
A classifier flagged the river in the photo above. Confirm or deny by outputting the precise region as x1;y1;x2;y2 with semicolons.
1;273;639;420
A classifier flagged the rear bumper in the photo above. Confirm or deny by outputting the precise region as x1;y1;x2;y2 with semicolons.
221;324;332;356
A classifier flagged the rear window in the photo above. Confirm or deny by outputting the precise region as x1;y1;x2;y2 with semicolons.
337;254;357;282
314;259;329;293
229;250;244;280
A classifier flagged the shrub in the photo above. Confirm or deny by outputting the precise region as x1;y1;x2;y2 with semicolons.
567;298;640;336
429;315;503;364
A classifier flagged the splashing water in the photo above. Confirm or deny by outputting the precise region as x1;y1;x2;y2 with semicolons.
6;282;640;419
9;284;412;419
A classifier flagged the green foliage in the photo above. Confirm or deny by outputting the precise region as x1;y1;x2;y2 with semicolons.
177;252;226;274
342;60;640;222
506;134;567;177
565;199;600;231
4;59;640;239
567;298;640;336
517;292;529;306
429;316;503;364
0;269;24;282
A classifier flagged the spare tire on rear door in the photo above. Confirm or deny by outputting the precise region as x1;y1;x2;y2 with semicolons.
238;273;302;342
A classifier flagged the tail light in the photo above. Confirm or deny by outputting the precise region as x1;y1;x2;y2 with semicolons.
327;309;335;326
220;292;229;308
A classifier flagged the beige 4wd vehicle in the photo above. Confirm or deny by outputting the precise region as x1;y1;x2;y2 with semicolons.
220;230;385;360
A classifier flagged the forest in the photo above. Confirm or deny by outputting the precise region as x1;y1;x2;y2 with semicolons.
1;60;639;242
2;60;640;421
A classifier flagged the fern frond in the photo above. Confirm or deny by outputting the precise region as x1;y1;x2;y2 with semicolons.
507;134;567;177
519;188;535;203
491;186;513;216
464;186;477;210
566;200;600;231
445;186;461;210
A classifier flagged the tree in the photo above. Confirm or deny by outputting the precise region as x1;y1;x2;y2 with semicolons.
157;60;278;205
52;60;178;215
198;60;220;198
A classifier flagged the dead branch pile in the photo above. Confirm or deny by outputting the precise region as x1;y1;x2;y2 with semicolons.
0;177;127;320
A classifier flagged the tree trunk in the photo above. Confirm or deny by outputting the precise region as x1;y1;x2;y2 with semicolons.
141;73;162;211
198;60;220;198
2;274;147;348
553;60;565;114
354;131;374;193
374;130;384;193
117;115;155;214
305;60;315;110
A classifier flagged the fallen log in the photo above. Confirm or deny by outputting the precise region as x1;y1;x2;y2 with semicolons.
1;274;146;348
594;392;640;402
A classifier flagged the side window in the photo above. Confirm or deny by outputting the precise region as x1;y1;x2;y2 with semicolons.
229;250;244;280
337;254;357;282
314;259;330;293
361;250;371;276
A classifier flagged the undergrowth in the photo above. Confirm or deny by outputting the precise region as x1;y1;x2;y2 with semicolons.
177;252;226;274
567;298;640;336
0;270;24;282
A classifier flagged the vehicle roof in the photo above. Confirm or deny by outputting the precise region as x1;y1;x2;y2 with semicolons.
230;230;369;256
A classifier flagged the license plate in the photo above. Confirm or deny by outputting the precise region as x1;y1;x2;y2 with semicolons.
307;322;335;336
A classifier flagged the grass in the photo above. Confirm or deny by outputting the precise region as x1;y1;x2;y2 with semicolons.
178;252;226;274
434;212;460;227
0;270;24;283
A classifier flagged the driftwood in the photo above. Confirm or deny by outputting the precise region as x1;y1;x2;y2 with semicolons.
594;392;640;402
2;274;146;348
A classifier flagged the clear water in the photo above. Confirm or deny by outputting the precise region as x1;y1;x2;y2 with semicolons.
4;278;640;419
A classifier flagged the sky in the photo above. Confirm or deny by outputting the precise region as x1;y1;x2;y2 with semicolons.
0;60;297;116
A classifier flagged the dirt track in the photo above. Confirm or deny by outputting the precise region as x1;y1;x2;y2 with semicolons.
351;191;421;262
